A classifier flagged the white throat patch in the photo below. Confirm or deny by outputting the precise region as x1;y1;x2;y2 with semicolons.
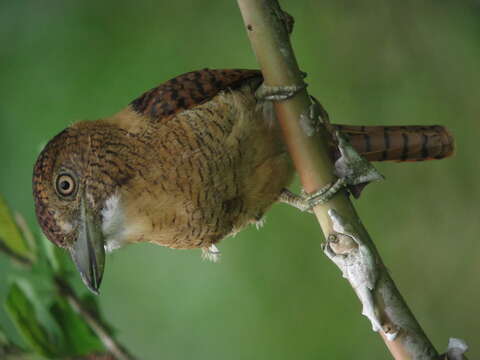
101;194;127;252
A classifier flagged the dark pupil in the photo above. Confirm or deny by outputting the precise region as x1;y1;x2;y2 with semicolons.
60;180;71;191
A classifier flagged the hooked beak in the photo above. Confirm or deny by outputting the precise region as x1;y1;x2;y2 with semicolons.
69;194;105;295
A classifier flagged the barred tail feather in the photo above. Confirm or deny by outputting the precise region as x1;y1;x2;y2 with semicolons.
334;124;454;162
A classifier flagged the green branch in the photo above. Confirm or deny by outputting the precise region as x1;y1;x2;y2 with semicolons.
235;1;465;359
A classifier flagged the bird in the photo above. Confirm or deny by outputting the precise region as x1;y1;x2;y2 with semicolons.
32;68;454;294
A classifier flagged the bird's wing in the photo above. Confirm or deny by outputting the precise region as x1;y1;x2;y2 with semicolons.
130;69;262;121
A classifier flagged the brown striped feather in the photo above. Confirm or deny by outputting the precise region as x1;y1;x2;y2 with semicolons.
334;125;454;162
130;69;262;121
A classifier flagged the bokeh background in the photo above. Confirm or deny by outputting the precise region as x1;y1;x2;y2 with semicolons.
0;0;478;359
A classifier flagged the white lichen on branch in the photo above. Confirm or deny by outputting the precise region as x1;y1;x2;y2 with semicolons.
324;209;397;338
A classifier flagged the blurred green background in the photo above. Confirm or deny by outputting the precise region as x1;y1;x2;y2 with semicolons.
0;0;478;359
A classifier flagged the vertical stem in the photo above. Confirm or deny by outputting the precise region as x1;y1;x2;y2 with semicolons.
55;277;136;360
236;1;440;359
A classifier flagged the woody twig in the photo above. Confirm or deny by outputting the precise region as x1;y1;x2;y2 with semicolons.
235;1;468;359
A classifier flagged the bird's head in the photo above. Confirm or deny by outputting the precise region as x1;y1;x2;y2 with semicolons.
32;122;130;294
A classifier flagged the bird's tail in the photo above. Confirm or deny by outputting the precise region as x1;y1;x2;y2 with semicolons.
333;124;454;162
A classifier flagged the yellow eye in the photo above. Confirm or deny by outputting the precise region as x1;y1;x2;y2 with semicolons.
56;174;76;197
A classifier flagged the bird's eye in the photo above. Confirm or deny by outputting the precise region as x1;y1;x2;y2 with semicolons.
55;173;77;197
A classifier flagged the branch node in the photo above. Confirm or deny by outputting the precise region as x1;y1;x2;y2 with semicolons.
334;132;384;186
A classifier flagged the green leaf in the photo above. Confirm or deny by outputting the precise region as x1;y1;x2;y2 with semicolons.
4;283;58;358
50;297;104;356
0;194;34;264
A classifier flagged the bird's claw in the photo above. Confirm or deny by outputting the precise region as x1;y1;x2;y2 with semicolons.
255;82;307;102
301;178;347;209
304;132;383;207
279;132;383;211
306;132;384;207
278;188;312;213
278;183;344;212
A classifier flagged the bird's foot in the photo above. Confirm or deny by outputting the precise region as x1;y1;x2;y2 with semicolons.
279;132;383;211
255;82;307;102
278;180;346;212
201;244;221;263
278;189;312;213
306;132;383;207
302;178;348;209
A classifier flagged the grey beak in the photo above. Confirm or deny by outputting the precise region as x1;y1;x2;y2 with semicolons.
70;195;106;295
